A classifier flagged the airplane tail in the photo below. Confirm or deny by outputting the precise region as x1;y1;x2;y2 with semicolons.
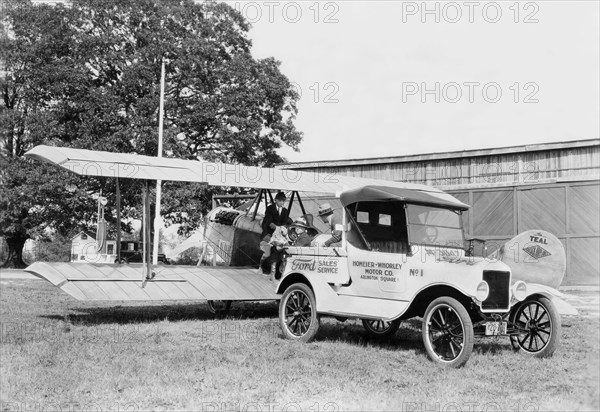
491;230;566;289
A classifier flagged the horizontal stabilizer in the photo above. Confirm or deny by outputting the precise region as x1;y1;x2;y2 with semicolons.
26;262;278;301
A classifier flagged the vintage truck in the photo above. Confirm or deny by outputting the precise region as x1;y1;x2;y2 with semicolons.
276;185;569;367
24;145;575;368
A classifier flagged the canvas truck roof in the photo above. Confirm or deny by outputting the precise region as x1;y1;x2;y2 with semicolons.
25;145;465;199
339;185;469;210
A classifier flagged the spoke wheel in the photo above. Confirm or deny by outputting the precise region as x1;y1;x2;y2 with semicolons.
509;296;560;358
207;300;232;315
422;297;473;368
279;283;319;342
362;319;401;337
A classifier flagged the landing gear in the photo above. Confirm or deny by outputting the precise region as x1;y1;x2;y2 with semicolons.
207;300;232;315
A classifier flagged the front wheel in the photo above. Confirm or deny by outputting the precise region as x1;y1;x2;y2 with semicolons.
509;296;560;358
422;297;474;368
279;283;319;342
207;300;232;315
362;319;401;337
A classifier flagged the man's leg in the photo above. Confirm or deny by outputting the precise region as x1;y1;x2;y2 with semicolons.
257;235;271;275
270;248;283;281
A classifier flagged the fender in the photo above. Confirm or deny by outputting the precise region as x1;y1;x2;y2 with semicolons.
525;283;579;316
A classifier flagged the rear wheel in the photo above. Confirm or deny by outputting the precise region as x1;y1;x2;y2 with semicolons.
509;296;560;358
207;300;232;315
362;319;401;337
422;297;473;368
279;283;319;342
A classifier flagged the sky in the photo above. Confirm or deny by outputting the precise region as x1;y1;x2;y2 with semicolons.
225;0;600;163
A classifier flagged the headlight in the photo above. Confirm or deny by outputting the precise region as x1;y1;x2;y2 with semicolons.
476;281;489;301
512;281;527;301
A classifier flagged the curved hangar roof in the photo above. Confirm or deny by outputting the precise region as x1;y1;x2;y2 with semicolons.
24;145;468;209
340;185;469;210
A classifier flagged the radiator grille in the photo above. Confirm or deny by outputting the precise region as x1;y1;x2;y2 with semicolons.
482;270;510;310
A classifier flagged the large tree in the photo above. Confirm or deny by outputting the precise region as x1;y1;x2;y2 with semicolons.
0;0;302;267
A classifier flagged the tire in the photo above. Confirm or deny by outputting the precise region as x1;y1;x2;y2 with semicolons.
207;300;232;315
279;283;319;342
362;319;401;337
509;296;560;358
422;297;474;368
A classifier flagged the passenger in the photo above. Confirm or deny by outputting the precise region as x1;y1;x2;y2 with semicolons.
318;203;342;247
258;191;292;276
288;217;318;247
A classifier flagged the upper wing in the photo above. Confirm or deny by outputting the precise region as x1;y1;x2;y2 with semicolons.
24;145;468;208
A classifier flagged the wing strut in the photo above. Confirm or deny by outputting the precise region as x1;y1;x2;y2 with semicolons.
142;180;153;286
251;189;263;220
116;177;121;263
296;191;307;216
288;191;295;213
263;189;271;212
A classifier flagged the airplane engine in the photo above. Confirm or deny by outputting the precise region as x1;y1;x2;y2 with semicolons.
491;230;566;289
204;207;263;266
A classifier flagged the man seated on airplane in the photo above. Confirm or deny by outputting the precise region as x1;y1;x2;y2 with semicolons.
288;217;319;247
258;191;292;276
318;203;342;247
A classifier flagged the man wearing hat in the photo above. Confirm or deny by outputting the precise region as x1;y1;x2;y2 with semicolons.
318;203;342;247
258;191;292;275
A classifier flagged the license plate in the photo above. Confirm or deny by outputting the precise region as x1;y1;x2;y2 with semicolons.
485;321;507;336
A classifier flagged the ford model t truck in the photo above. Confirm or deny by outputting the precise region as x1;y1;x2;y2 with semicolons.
276;185;570;367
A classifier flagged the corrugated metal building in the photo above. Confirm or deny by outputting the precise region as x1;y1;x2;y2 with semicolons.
280;139;600;286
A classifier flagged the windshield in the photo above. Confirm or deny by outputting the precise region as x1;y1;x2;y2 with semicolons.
406;204;464;248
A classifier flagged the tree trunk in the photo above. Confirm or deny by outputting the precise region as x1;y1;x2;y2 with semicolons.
3;236;28;268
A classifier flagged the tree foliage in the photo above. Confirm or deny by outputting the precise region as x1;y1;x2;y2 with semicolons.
0;0;302;266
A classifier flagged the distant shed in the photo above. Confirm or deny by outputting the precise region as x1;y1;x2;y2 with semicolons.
279;139;600;286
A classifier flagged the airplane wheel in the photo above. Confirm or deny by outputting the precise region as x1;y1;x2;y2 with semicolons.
509;296;560;358
279;283;319;342
422;297;473;368
362;318;401;337
207;300;232;315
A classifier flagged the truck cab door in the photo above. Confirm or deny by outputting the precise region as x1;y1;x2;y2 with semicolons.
343;244;408;297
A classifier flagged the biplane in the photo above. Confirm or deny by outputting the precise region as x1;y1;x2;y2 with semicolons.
24;145;577;367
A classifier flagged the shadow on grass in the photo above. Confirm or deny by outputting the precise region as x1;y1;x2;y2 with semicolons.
309;318;427;355
473;338;513;355
312;317;515;357
40;300;280;326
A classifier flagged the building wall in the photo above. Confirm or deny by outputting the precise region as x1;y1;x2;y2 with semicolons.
449;181;599;285
283;141;599;187
71;235;117;263
71;234;98;262
281;140;600;285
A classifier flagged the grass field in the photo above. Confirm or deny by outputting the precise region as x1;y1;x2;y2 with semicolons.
1;279;599;411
